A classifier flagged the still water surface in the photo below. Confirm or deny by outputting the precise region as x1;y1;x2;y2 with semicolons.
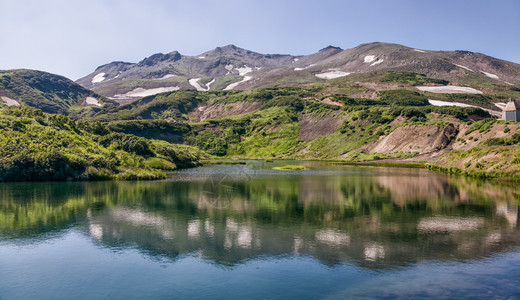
1;161;519;299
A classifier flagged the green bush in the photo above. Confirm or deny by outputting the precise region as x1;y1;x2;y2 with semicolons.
0;151;87;181
482;133;520;146
465;118;496;135
380;72;449;86
98;133;155;157
261;96;304;112
379;89;429;106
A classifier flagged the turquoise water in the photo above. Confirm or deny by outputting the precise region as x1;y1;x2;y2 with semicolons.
1;161;519;299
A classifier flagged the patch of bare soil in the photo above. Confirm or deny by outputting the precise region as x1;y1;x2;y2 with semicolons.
298;112;344;141
188;101;262;122
1;96;20;106
321;98;343;107
367;124;457;154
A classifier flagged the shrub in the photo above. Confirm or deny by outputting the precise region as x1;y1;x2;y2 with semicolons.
380;72;449;86
379;89;429;106
98;133;155;157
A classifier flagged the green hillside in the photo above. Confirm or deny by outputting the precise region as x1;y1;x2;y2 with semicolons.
0;69;117;117
0;106;205;182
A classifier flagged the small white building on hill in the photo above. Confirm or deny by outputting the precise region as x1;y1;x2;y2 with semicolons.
503;98;520;121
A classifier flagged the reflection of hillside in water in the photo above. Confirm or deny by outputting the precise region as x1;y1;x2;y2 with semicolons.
0;166;519;269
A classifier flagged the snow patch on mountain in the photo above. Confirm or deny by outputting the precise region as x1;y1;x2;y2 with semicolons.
236;66;252;76
364;55;376;63
85;97;102;107
225;64;234;75
206;78;216;90
495;102;506;110
481;71;499;80
428;99;475;108
370;59;384;66
413;49;426;53
91;72;106;83
189;78;215;91
189;78;206;91
224;76;253;90
416;86;482;94
455;64;474;72
315;70;351;79
111;87;180;99
429;99;501;117
294;64;315;71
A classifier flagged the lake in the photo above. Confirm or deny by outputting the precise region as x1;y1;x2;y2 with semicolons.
1;161;519;299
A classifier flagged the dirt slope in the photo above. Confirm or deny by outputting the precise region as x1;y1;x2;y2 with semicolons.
298;112;344;141
367;124;457;154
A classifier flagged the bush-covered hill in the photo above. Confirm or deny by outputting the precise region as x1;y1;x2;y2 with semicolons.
0;106;205;182
0;69;118;117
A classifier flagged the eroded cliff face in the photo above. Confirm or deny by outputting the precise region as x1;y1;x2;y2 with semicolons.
367;123;457;154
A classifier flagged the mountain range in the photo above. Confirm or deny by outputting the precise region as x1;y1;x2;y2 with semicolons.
76;42;520;104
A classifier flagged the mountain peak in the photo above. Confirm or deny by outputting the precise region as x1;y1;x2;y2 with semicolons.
137;51;182;67
94;61;133;72
213;44;246;53
319;45;342;52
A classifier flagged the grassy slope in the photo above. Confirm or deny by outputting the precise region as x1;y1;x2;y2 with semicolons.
0;69;119;118
0;106;206;182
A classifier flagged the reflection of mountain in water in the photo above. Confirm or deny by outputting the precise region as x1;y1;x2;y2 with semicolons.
0;165;519;269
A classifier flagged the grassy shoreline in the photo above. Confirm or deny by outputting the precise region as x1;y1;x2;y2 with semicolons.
202;157;520;181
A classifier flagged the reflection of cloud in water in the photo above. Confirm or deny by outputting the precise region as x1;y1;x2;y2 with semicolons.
315;230;350;247
418;217;484;232
188;220;201;238
237;227;252;248
89;224;103;241
364;242;385;261
224;218;254;249
485;231;502;245
205;220;215;237
226;218;239;232
294;236;304;254
496;204;518;228
224;234;232;250
110;207;174;239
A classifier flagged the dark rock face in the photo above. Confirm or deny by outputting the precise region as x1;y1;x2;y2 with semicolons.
138;51;182;67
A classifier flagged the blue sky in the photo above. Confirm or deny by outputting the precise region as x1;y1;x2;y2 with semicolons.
0;0;518;80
